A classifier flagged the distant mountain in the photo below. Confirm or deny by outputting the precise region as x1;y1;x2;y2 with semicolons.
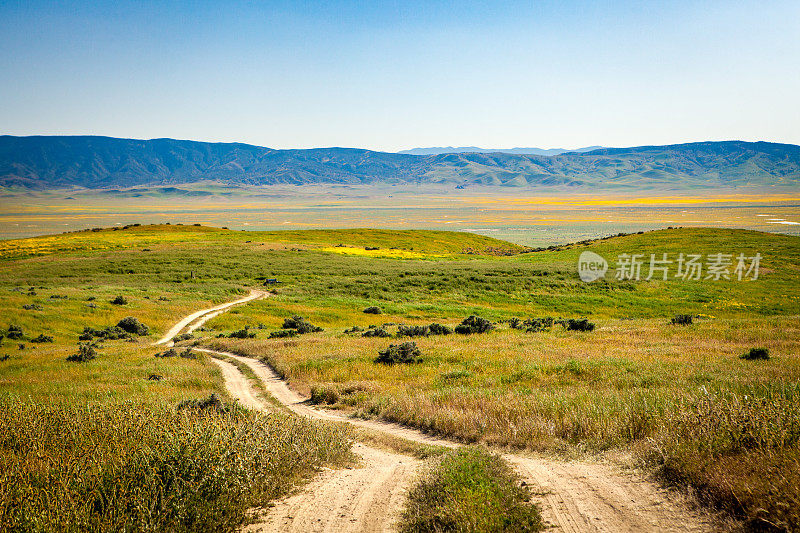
397;146;604;156
1;136;799;190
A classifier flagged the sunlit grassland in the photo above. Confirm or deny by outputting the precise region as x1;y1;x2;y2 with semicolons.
2;224;799;529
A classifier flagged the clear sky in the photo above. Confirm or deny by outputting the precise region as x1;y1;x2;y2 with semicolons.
1;0;798;151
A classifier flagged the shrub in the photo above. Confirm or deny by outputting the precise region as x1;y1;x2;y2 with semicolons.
30;334;54;343
400;447;542;533
561;318;595;332
670;314;693;326
172;333;193;342
22;304;43;311
398;325;431;338
362;327;391;338
282;315;323;334
269;329;298;339
80;325;130;341
524;317;554;333
155;348;178;358
344;326;364;334
179;348;197;359
375;342;422;365
742;347;770;360
117;316;149;335
228;328;256;339
428;323;453;335
67;343;97;362
363;306;383;314
110;295;128;305
455;316;494;334
178;393;226;413
7;325;24;340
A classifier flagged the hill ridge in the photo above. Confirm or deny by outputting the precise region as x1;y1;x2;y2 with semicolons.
1;135;799;190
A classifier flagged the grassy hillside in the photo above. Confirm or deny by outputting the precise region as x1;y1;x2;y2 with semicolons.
1;225;798;529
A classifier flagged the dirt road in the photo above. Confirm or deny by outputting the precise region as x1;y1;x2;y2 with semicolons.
171;295;713;532
153;290;266;345
203;348;713;533
210;355;420;532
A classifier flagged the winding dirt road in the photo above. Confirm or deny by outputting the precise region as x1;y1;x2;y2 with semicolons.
178;293;714;532
154;290;266;345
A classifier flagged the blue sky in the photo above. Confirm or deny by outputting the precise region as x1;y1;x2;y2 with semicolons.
1;0;798;151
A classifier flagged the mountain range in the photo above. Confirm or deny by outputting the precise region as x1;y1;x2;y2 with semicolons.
1;135;799;190
397;146;604;156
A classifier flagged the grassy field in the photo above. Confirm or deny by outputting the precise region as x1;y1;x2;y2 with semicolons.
1;224;799;530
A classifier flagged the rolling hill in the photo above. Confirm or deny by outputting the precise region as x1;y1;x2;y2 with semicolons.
1;135;799;190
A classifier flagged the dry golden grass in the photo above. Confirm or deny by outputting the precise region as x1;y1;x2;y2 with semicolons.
209;315;800;528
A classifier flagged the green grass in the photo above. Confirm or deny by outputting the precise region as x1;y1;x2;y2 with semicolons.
400;446;542;533
1;224;799;529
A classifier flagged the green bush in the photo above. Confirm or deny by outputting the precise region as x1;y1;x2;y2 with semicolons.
155;348;178;358
6;325;23;340
224;328;255;339
454;316;494;334
375;342;422;365
362;327;390;338
282;315;323;334
741;347;770;360
671;315;693;326
110;295;128;305
67;343;97;362
117;316;150;335
363;306;383;314
30;334;54;343
561;318;595;332
269;329;298;339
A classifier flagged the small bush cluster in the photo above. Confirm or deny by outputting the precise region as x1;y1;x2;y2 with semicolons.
671;314;693;326
6;325;24;340
80;326;129;341
560;318;595;332
363;306;383;314
375;342;422;364
510;317;554;333
172;333;193;342
283;315;323;334
155;348;178;358
178;393;227;413
455;316;494;335
269;329;297;339
117;316;149;335
30;334;54;343
362;327;391;338
67;343;98;362
741;347;770;360
397;323;454;337
110;295;128;305
228;328;256;339
344;326;364;334
22;304;43;311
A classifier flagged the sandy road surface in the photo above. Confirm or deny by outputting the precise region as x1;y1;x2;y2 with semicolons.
210;355;420;532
